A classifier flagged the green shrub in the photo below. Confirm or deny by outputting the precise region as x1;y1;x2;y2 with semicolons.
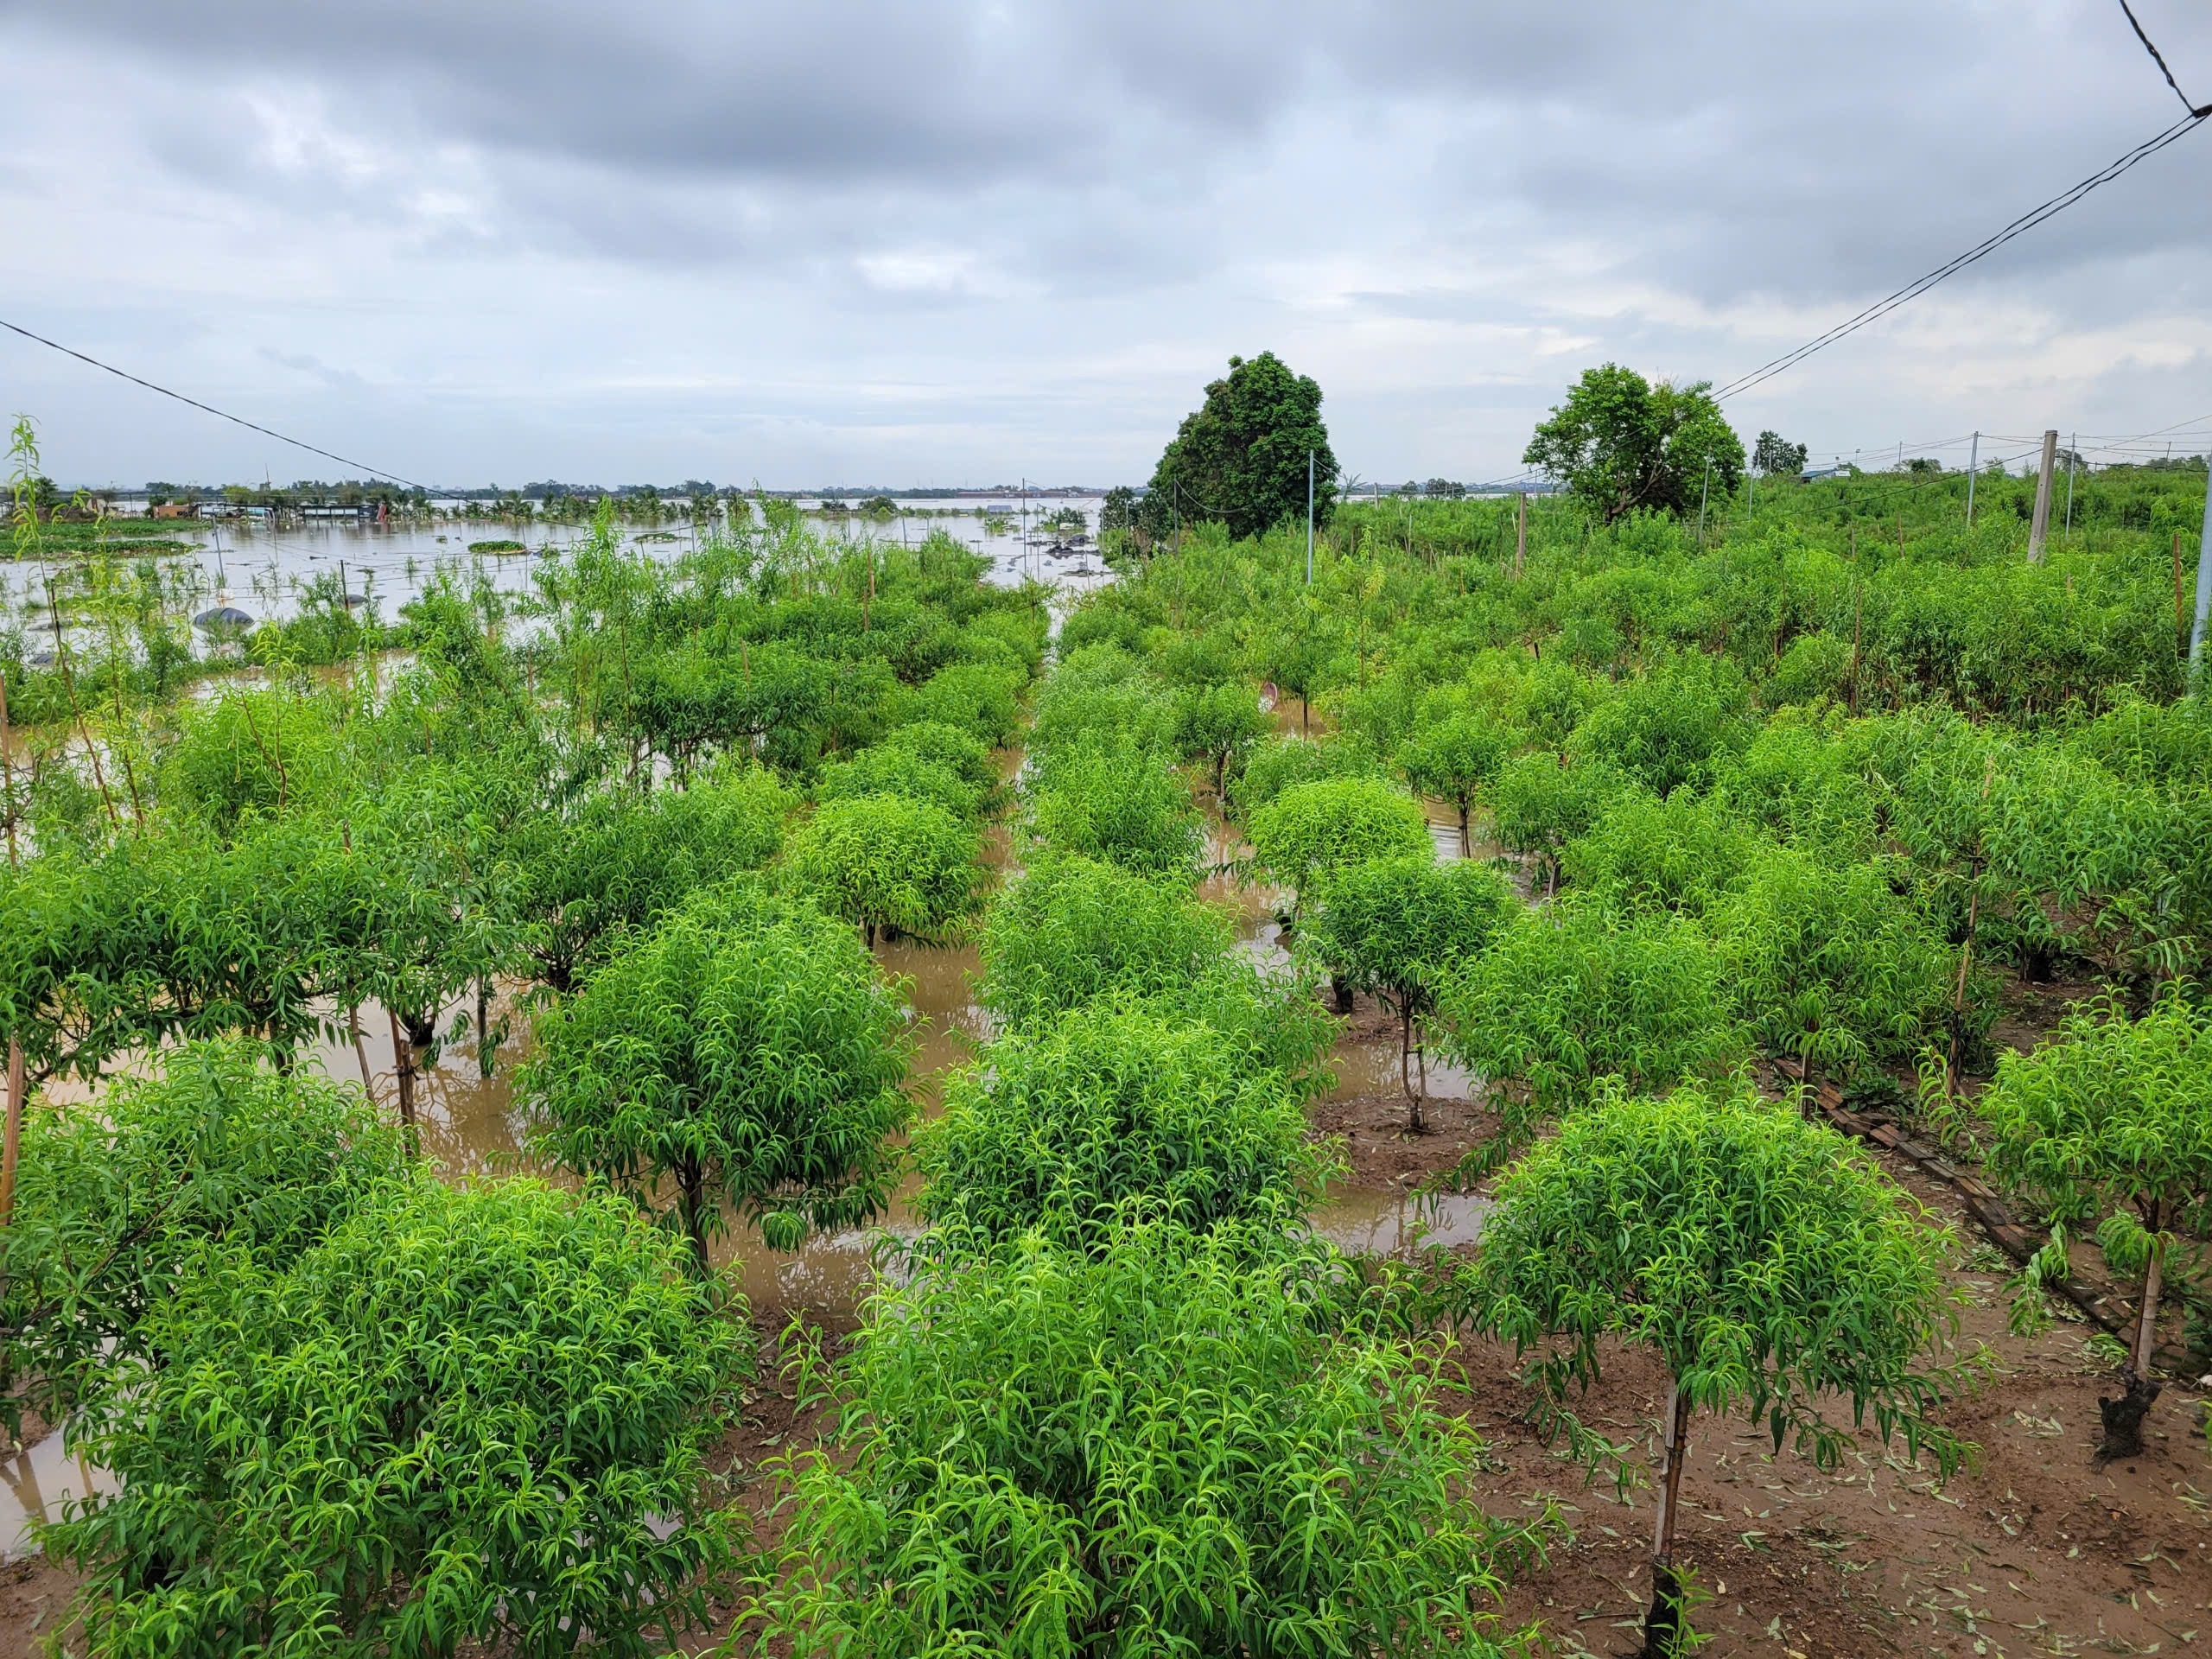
976;855;1236;1030
785;791;983;945
915;1001;1338;1243
1459;1080;1968;1657
1228;732;1385;819
1560;788;1767;916
48;1177;749;1659
1440;902;1746;1161
1303;855;1516;1127
0;1039;404;1432
758;1218;1545;1657
1980;992;2212;1451
1246;775;1430;913
1027;740;1203;878
521;882;912;1264
1490;752;1633;893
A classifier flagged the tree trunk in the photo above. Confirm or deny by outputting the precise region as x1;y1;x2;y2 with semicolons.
1402;1005;1426;1134
1331;975;1355;1016
2101;1204;2166;1459
1644;1382;1694;1659
0;1039;23;1230
475;975;493;1080
1457;801;1471;859
348;1005;375;1097
679;1170;712;1281
387;1008;420;1155
1300;695;1309;735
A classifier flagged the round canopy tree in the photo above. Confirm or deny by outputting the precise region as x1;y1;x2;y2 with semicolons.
1399;711;1514;858
913;1000;1338;1246
975;854;1236;1032
1459;1082;1971;1659
785;791;982;947
1980;992;2212;1457
520;882;912;1269
1143;351;1339;543
1523;364;1745;524
758;1217;1546;1657
1303;855;1516;1130
47;1176;750;1659
1245;775;1430;920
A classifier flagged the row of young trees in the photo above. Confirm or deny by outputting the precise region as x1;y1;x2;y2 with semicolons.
0;502;1050;1654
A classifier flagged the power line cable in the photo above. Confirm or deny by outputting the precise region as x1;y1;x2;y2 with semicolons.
2116;0;2206;115
0;316;429;492
1715;107;2208;402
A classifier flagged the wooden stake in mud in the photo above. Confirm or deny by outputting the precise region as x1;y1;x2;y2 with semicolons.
1514;493;1527;579
388;1008;421;1156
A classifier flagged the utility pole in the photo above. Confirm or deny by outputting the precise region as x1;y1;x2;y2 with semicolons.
1514;491;1527;579
2192;452;2212;677
1696;457;1713;545
1305;450;1314;585
2026;429;2057;564
2063;432;2077;537
1965;431;1980;528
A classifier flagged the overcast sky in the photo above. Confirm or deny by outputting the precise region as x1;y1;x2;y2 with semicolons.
3;0;2210;489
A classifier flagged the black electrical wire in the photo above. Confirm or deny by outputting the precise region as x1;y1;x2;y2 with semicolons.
2116;0;2207;116
1715;108;2208;402
0;316;429;491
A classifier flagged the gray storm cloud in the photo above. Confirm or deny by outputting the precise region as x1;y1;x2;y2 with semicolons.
1;0;2207;486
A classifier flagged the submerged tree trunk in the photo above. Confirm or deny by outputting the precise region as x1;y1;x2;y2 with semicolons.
1331;975;1355;1016
1457;801;1471;860
1401;1004;1427;1135
1644;1382;1694;1659
678;1167;712;1281
2101;1202;2165;1459
387;1008;422;1156
475;975;493;1080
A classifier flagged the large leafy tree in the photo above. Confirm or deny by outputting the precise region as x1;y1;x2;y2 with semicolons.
757;1218;1546;1657
48;1176;749;1659
1459;1083;1971;1659
1523;364;1745;524
1751;429;1808;477
1303;855;1516;1129
1144;352;1339;543
1399;711;1514;857
1980;992;2212;1458
520;883;912;1270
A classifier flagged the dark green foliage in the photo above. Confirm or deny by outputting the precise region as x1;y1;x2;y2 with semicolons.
758;1218;1545;1658
520;882;912;1264
1568;652;1749;797
817;742;982;823
1752;430;1808;477
1143;351;1339;542
0;1039;405;1433
914;1001;1338;1243
1523;363;1745;523
509;767;790;993
48;1177;749;1659
1490;753;1632;893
